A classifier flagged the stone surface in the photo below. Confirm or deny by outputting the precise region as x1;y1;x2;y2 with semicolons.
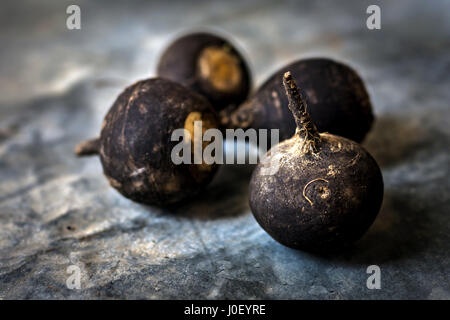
0;0;449;299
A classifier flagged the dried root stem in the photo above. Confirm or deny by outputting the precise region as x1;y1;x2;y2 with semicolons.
302;178;329;206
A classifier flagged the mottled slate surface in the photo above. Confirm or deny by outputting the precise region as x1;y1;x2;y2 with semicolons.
0;0;449;299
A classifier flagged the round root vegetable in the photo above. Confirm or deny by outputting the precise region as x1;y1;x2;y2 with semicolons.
249;72;383;252
157;32;251;113
75;78;219;206
223;58;373;146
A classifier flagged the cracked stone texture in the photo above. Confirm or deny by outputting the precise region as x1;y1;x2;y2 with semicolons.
0;0;449;299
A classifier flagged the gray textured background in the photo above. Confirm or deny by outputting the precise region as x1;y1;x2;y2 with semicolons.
0;0;449;299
